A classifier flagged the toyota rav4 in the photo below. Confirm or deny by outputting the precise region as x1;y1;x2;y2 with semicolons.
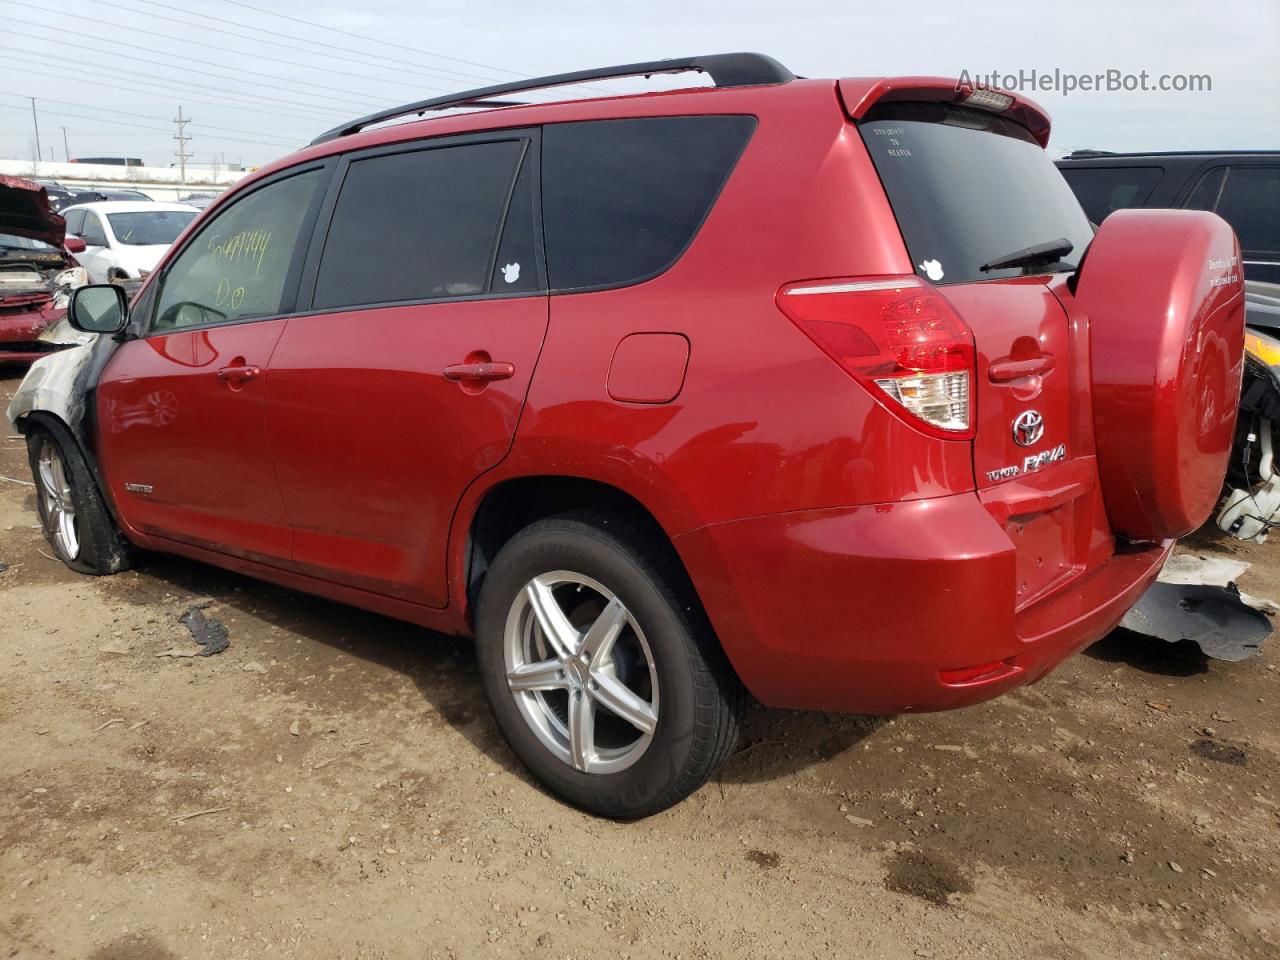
7;55;1245;818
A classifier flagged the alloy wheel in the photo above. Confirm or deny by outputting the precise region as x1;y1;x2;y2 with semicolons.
36;442;80;561
504;571;659;774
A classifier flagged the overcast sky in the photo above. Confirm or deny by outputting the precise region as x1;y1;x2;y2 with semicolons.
1;0;1277;170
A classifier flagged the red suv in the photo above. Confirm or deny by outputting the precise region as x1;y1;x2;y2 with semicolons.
8;55;1246;818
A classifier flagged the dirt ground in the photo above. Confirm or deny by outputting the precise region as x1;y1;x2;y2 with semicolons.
1;366;1277;960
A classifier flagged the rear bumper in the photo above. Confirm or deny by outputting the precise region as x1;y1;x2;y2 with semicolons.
674;492;1172;714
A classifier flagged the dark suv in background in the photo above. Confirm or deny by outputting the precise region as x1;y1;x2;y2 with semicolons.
1056;151;1280;283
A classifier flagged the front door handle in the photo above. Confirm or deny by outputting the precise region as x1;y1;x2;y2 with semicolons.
443;361;515;382
217;364;261;384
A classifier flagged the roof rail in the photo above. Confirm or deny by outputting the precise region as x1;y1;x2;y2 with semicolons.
310;53;794;145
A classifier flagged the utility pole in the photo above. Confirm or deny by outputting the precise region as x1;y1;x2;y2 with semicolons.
60;126;70;162
28;97;41;169
173;106;193;183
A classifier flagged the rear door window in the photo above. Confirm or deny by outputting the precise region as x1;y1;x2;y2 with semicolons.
1058;166;1164;224
541;116;755;291
859;102;1094;284
312;139;526;310
490;153;540;294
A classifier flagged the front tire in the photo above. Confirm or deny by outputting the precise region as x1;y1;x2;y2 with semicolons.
475;512;741;818
26;426;135;576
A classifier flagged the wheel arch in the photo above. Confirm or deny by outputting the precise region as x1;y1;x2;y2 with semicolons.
14;407;125;534
458;474;705;633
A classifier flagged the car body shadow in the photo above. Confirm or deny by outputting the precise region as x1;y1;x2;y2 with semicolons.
1083;627;1210;677
104;552;893;795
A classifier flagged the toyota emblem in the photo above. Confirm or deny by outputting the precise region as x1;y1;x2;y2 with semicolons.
1012;409;1045;447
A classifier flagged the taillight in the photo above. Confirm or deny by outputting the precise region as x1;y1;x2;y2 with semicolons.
776;275;976;438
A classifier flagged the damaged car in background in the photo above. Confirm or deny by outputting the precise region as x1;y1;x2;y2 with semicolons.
0;175;90;365
1216;283;1280;541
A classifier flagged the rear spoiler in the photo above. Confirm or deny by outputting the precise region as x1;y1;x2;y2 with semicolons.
837;76;1052;147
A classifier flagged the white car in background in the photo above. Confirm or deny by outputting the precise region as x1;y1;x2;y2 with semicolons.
59;201;199;283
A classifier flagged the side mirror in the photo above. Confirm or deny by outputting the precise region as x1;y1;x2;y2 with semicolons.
64;235;87;254
69;284;129;334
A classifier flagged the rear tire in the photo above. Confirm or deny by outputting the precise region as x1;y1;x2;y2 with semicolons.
474;511;740;818
26;426;135;576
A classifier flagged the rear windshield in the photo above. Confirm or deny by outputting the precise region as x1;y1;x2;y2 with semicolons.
0;233;56;251
107;210;197;246
859;103;1094;285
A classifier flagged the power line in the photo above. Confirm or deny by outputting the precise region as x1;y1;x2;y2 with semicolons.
74;0;519;94
7;25;384;112
211;0;531;82
10;1;452;99
0;104;296;149
2;50;343;125
0;92;304;145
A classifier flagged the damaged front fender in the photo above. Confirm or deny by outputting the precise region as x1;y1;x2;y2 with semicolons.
7;332;124;490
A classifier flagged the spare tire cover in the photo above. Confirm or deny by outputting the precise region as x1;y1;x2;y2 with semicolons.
1075;209;1244;540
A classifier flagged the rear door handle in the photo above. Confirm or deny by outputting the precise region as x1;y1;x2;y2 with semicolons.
217;364;261;383
443;361;515;382
988;353;1055;382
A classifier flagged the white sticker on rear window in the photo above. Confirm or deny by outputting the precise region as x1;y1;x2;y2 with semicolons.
918;259;945;282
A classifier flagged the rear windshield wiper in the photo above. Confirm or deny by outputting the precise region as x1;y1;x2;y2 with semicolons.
980;237;1074;274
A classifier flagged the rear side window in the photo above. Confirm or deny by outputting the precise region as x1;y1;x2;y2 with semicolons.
313;140;525;309
1186;166;1280;256
860;103;1094;285
1058;166;1164;224
541;116;755;291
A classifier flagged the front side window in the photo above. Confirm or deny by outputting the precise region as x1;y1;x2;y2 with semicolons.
541;116;756;291
312;139;526;310
107;210;197;246
153;170;321;331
